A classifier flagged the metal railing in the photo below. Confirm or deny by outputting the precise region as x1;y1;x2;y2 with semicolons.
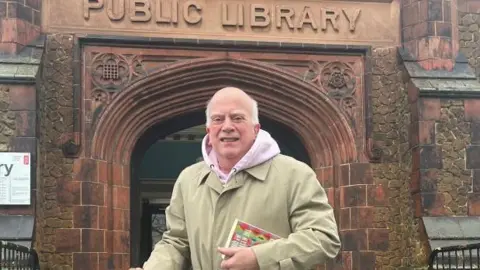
0;241;39;270
428;242;480;269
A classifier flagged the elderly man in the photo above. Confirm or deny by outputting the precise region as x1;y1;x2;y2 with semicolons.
141;87;340;269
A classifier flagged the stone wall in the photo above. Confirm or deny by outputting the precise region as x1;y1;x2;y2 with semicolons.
0;83;37;215
411;96;480;217
459;11;480;79
0;0;41;54
369;47;427;269
35;33;76;269
0;85;15;152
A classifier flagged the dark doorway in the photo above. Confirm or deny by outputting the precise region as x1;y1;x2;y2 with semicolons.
129;111;311;267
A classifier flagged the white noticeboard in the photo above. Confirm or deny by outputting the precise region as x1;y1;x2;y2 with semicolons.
0;152;31;205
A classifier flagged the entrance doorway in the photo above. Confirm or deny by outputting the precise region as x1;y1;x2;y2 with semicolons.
129;111;311;267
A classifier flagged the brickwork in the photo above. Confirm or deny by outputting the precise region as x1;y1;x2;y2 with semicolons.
0;84;37;215
36;34;75;269
459;11;480;79
368;47;427;269
408;95;480;218
0;0;41;54
401;0;455;70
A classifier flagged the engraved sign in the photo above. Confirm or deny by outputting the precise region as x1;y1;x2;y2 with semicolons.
43;0;400;45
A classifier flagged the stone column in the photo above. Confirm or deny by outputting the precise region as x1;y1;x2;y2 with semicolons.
401;0;457;70
0;0;41;54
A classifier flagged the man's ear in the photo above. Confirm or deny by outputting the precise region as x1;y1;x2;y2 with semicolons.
254;124;260;134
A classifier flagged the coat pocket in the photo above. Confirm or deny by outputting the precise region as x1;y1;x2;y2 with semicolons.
279;258;295;270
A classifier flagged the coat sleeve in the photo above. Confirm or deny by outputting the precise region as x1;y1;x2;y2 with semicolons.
142;176;190;270
251;163;341;269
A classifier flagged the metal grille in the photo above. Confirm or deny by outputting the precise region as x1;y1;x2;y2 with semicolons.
429;242;480;269
102;63;119;80
0;241;39;269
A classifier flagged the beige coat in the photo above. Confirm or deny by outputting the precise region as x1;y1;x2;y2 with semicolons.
143;154;340;270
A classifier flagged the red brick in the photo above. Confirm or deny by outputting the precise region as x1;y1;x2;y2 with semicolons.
408;82;419;104
420;169;439;192
340;229;367;251
350;163;373;185
352;251;375;270
466;146;480;169
97;161;108;183
419;120;435;145
112;208;126;231
112;163;123;186
467;0;480;13
473;170;480;193
367;184;387;206
339;164;350;186
82;182;105;206
55;229;81;253
75;159;97;182
57;181;81;206
341;185;366;207
15;111;36;136
340;208;351;230
73;252;99;270
351;207;375;229
9;85;36;110
316;167;334;188
419;98;441;121
113;186;129;210
368;229;389;251
123;165;130;187
410;169;420;193
468;193;480;216
73;205;99;228
417;192;447;216
82;229;105;252
99;253;129;270
465;100;480;122
113;231;130;253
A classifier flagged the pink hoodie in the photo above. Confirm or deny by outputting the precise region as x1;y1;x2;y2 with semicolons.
201;129;281;183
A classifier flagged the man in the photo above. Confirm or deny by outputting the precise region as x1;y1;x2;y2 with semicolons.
140;87;340;269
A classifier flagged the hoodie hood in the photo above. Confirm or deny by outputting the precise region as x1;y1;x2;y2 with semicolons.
201;129;280;183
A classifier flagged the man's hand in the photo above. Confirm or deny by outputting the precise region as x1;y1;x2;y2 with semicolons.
218;247;260;270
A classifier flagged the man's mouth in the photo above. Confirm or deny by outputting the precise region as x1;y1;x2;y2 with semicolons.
220;138;239;142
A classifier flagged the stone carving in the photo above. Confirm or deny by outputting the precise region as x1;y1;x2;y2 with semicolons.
90;53;148;103
308;61;358;121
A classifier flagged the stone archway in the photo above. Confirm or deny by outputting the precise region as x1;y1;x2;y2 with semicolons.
84;56;358;268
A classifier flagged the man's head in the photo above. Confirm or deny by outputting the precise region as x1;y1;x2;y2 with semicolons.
205;87;260;167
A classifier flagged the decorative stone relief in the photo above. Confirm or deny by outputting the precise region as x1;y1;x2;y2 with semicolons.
307;61;358;122
90;53;148;104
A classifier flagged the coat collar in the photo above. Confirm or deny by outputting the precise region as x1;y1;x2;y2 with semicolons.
197;158;273;186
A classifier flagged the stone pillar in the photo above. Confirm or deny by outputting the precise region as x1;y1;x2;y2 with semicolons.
401;0;457;70
0;0;41;54
465;100;480;216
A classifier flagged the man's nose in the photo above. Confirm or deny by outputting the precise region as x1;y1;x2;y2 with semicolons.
221;118;234;132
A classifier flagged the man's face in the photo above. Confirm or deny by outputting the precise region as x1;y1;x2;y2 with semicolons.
206;95;259;164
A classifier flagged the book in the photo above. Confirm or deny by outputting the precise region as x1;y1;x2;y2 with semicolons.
222;218;281;258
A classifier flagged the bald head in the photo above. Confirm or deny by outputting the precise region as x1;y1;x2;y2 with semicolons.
205;87;259;126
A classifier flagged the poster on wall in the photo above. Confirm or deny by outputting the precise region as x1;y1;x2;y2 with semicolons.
0;152;31;205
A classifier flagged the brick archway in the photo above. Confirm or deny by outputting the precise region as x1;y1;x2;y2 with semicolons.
92;57;357;166
85;56;358;268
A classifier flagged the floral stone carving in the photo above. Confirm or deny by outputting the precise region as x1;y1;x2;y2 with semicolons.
308;61;358;122
90;53;148;104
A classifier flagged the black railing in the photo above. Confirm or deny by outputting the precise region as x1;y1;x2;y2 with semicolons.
428;242;480;269
0;241;39;269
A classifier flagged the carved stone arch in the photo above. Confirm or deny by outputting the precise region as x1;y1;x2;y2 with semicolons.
90;57;358;168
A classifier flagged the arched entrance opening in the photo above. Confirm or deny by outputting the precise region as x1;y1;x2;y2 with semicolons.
88;57;357;268
129;110;311;266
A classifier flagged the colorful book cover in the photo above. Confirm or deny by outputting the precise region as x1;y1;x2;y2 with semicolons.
222;218;281;258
